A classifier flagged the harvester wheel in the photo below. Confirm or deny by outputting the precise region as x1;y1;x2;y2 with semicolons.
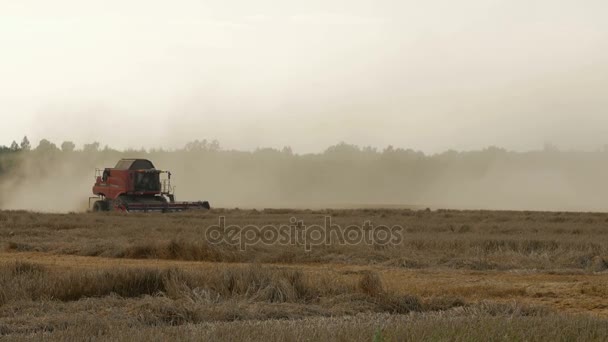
93;200;107;212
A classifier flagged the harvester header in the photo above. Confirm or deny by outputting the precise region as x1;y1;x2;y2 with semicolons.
89;159;210;212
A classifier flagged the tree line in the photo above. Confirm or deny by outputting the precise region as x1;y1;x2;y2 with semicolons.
0;136;224;154
2;135;608;210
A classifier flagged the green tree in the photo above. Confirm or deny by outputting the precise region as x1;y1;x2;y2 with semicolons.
20;136;31;151
184;139;208;151
83;142;100;153
10;141;19;151
61;141;76;152
209;139;220;152
36;139;59;152
282;146;293;155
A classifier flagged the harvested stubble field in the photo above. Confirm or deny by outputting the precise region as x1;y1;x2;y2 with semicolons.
1;208;608;340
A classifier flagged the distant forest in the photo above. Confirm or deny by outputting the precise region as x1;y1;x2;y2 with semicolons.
1;136;608;211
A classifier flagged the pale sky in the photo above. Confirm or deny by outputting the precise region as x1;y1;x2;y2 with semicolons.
1;0;607;153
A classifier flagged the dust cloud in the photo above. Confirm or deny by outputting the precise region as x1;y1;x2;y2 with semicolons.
2;146;608;213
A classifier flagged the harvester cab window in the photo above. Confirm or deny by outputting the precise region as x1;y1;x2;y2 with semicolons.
134;172;161;192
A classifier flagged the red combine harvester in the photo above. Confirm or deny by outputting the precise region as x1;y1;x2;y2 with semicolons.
90;159;210;212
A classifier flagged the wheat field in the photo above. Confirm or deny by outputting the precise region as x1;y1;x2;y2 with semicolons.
1;209;608;340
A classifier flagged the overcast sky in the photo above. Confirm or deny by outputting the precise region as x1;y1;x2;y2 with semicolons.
1;0;607;153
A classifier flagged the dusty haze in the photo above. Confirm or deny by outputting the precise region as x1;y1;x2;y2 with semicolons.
2;146;608;212
1;1;608;212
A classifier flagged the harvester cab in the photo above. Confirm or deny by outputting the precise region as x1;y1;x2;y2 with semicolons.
90;158;210;212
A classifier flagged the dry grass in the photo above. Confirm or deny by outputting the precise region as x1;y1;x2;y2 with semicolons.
5;304;608;341
2;209;608;340
2;209;608;271
2;261;604;341
0;261;462;337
